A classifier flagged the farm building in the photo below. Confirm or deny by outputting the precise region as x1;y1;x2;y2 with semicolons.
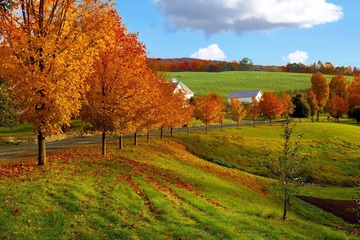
169;78;194;99
227;90;263;103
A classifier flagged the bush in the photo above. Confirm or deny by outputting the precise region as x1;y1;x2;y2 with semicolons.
203;156;235;169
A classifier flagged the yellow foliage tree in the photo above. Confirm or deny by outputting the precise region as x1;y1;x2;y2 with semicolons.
246;96;261;127
0;0;113;165
229;97;246;129
329;75;349;99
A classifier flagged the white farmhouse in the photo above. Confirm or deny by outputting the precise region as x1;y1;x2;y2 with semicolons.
227;90;263;103
169;78;194;99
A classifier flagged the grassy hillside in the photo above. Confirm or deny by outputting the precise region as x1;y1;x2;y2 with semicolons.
169;71;353;99
174;121;360;187
0;126;359;239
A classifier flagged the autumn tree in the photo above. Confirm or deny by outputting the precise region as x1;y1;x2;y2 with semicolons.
229;97;246;129
193;93;224;133
306;89;318;122
347;74;360;117
327;96;349;121
80;12;149;155
0;0;113;165
246;96;261;127
259;92;284;125
329;75;349;99
309;72;329;121
290;93;309;123
281;93;295;121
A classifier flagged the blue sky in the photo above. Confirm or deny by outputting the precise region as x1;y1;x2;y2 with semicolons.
116;0;359;67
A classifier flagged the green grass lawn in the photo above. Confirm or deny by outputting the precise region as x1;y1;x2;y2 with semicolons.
169;71;354;99
0;123;360;239
173;120;360;187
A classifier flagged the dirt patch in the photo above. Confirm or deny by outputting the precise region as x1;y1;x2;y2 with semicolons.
297;196;359;224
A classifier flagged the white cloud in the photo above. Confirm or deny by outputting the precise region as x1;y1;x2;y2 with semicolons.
190;44;227;60
285;50;309;64
153;0;343;35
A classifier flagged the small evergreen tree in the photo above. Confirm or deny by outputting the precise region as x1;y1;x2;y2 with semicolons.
353;107;360;124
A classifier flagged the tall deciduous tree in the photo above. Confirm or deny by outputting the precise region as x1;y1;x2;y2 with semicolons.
329;75;349;99
258;92;284;126
306;89;318;122
281;93;295;120
80;12;148;155
246;96;261;127
347;74;360;117
309;72;329;121
193;93;224;133
327;96;349;121
0;0;112;165
229;97;246;129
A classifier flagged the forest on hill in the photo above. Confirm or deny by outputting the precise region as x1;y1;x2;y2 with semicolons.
149;57;360;76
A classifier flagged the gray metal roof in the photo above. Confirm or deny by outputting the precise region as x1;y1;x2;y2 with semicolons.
228;90;262;99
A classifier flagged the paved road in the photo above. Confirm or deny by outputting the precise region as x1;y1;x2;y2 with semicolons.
0;122;263;161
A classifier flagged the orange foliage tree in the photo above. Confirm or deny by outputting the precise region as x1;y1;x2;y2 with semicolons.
229;97;246;129
80;12;150;155
347;74;360;115
281;93;295;120
306;89;319;122
329;75;349;99
246;96;261;127
258;92;284;125
309;72;329;121
193;93;224;133
0;0;112;165
327;96;349;121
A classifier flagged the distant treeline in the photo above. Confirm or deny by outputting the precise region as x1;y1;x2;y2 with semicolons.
148;58;360;76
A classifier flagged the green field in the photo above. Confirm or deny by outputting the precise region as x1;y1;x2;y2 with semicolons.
1;123;360;239
169;71;354;99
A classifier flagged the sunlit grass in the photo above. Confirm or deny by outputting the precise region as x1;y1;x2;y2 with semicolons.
0;137;358;239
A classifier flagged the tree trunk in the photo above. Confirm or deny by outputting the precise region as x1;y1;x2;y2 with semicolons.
237;121;239;129
119;133;123;150
170;127;173;137
101;131;106;156
38;131;46;166
134;132;137;146
220;123;223;131
283;185;289;220
316;111;320;121
300;118;302;123
160;128;163;139
270;118;272;126
206;123;208;133
147;131;150;142
187;122;189;135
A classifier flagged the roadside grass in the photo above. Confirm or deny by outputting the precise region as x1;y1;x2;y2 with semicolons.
173;121;360;187
0;138;358;239
169;71;354;99
0;122;34;137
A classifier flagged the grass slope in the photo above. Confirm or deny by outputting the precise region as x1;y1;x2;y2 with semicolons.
174;121;360;187
169;71;353;99
0;135;358;239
